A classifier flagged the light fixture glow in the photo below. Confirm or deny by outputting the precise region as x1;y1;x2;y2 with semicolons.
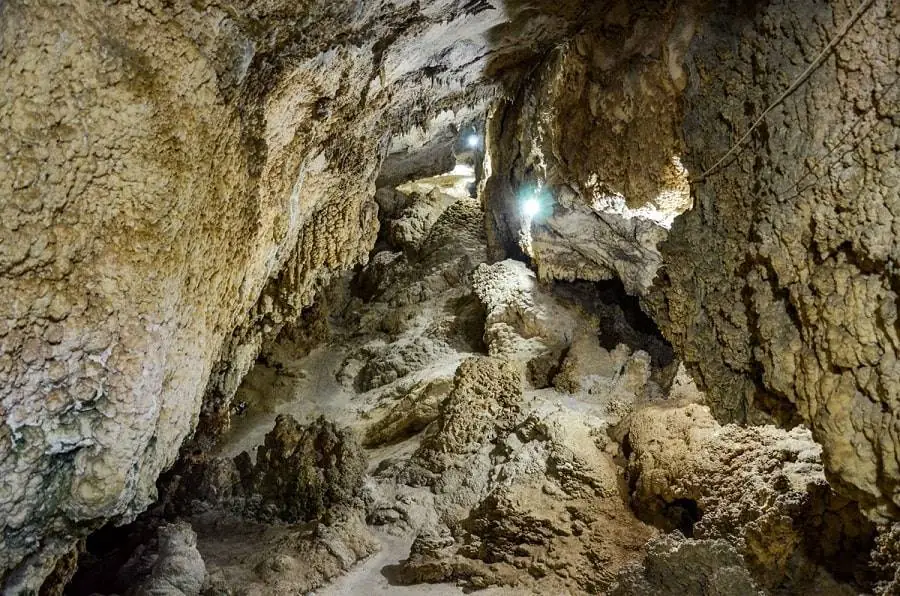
466;134;480;149
522;197;541;218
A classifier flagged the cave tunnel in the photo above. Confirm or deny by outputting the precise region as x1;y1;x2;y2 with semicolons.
2;0;899;594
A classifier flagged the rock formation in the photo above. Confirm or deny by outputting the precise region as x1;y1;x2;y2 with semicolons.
482;1;696;294
644;0;900;521
2;0;899;592
626;403;874;591
0;0;600;587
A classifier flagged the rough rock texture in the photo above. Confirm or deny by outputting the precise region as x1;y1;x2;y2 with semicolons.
229;188;668;594
162;415;366;527
550;280;675;369
197;510;378;596
7;0;900;590
81;176;890;595
414;357;524;474
359;245;667;593
644;0;900;521
872;523;900;595
0;0;608;586
127;416;373;596
131;523;207;596
609;534;763;596
377;104;486;189
471;259;578;364
626;403;875;591
394;361;657;593
482;0;696;294
234;415;366;523
363;377;453;448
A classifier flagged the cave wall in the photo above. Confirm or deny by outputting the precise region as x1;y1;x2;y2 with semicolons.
645;0;900;520
482;0;696;295
0;1;384;587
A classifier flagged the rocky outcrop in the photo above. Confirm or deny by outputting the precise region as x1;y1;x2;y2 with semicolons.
644;0;900;520
163;416;366;526
395;363;657;594
106;416;374;596
482;0;696;294
198;510;377;596
626;403;875;591
872;523;900;594
609;535;763;596
413;357;524;474
363;377;453;448
131;523;207;596
234;416;366;523
5;0;899;590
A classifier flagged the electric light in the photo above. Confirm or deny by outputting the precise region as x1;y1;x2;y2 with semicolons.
522;196;541;218
466;134;480;149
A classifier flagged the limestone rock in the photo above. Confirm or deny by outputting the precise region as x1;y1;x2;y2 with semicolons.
350;336;457;393
414;357;523;473
196;509;378;596
626;403;875;590
482;1;697;294
643;0;900;520
132;417;375;596
554;337;651;400
609;535;763;596
388;190;457;254
0;0;594;584
471;259;580;374
872;523;900;595
398;407;656;593
234;416;366;524
530;205;670;296
363;377;453;448
131;523;207;596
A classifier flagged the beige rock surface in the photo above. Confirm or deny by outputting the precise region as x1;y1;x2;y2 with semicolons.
5;0;900;591
132;523;207;596
608;534;764;596
481;0;696;294
627;402;875;591
67;172;893;595
644;0;900;521
399;404;657;593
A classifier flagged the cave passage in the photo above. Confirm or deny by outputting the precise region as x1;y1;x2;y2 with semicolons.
3;0;898;594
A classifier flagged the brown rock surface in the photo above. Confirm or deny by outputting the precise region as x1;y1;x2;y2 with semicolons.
4;0;900;591
0;0;602;587
626;403;875;591
644;0;900;521
482;0;697;294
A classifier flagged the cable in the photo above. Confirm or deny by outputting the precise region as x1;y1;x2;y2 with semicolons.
692;0;877;183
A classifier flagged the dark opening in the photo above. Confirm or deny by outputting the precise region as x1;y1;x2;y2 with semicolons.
551;279;674;368
65;516;160;596
664;498;702;538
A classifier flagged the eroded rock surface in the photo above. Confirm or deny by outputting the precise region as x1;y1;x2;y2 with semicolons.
131;523;207;596
644;0;900;521
609;534;763;596
482;0;696;294
87;415;377;596
627;403;875;592
5;0;900;591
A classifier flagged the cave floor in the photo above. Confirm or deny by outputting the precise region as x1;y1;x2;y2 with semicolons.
68;172;878;596
204;178;665;594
